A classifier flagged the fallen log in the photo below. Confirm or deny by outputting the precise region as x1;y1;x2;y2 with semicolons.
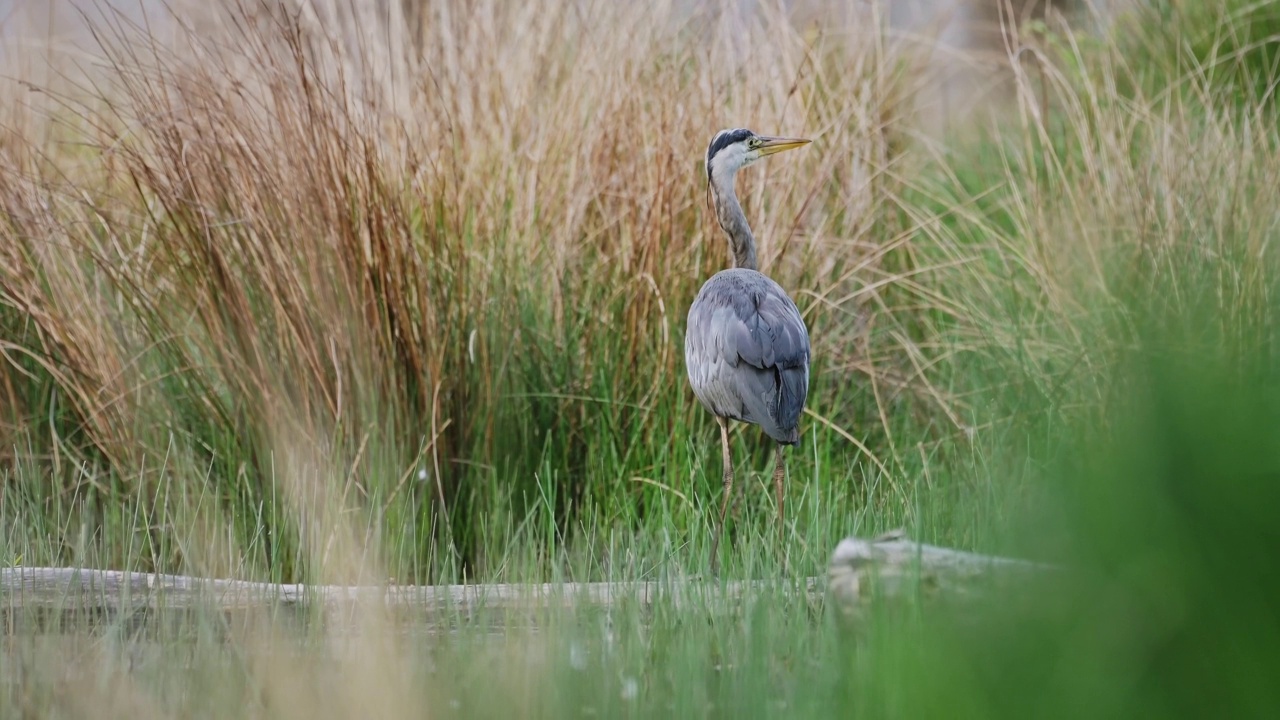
1;532;1046;621
0;566;821;619
826;529;1054;612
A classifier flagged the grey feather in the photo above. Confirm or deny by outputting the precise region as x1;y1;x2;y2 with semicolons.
685;268;810;445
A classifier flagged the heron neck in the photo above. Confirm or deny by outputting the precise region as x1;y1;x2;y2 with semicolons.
712;173;758;271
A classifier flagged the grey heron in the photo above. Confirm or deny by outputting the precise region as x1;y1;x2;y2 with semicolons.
686;128;811;573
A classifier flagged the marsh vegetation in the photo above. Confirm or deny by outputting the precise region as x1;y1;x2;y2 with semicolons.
2;0;1279;716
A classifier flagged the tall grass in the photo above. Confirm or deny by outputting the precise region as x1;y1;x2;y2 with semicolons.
2;0;939;582
1;0;1278;586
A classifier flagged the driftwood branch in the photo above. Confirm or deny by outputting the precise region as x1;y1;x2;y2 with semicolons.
1;567;821;618
1;533;1047;620
826;530;1053;611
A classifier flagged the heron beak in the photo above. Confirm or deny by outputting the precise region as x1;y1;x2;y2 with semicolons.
756;136;812;156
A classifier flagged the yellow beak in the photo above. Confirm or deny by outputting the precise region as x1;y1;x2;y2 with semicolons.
756;136;812;156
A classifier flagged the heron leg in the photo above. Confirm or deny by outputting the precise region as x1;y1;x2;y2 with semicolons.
730;459;746;522
772;444;787;548
709;416;734;575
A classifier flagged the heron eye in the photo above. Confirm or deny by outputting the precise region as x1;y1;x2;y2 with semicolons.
748;138;761;148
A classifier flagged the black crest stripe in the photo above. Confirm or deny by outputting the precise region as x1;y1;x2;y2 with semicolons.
705;128;755;179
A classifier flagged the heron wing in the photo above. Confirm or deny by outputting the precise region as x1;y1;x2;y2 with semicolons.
716;282;810;443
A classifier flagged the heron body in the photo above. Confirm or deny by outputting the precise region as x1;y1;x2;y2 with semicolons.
684;268;809;445
685;127;811;573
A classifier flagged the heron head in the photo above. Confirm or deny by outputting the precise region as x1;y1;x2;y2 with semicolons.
705;128;810;185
